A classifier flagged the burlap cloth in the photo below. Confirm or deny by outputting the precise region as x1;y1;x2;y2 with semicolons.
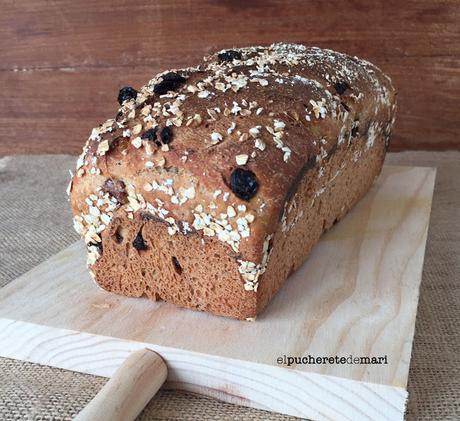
0;152;458;420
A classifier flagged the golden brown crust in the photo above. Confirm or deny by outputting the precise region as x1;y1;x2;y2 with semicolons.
68;43;396;319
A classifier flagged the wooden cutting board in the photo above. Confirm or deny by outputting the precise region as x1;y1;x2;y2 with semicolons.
0;165;436;421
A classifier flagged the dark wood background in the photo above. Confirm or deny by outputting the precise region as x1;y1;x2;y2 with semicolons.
1;0;459;155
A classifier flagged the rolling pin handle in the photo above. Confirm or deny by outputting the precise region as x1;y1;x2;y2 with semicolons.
74;348;167;421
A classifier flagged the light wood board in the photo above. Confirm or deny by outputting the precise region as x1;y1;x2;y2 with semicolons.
0;165;436;421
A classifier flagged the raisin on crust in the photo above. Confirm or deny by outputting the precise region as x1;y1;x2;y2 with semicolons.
68;43;396;320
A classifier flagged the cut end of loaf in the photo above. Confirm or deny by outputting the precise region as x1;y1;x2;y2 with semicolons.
92;212;257;319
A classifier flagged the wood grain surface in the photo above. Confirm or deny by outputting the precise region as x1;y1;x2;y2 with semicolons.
0;0;459;155
0;165;436;420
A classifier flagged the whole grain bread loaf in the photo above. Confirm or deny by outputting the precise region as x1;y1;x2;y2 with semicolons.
69;43;396;320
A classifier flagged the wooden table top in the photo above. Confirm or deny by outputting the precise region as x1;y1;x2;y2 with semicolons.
1;0;459;155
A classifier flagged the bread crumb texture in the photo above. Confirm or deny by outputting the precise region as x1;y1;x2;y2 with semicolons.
69;43;396;319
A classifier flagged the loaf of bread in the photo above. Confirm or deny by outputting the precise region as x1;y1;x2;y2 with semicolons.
69;43;396;320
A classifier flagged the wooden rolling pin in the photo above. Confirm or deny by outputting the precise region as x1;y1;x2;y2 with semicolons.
74;349;167;421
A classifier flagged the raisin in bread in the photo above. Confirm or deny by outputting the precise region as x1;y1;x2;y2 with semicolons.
69;43;396;320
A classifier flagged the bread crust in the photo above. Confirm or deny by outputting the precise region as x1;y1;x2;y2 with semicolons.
69;43;396;320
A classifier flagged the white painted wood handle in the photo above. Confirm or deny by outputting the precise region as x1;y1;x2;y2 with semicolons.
74;348;167;421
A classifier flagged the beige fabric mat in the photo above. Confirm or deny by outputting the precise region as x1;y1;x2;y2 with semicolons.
0;152;458;420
